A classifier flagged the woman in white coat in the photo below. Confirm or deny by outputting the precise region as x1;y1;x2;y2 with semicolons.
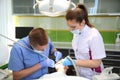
62;4;106;80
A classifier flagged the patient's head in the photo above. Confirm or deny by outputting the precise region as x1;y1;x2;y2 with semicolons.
55;61;68;73
55;61;76;76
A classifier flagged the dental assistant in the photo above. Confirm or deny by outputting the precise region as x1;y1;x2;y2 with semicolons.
8;28;62;80
62;4;106;79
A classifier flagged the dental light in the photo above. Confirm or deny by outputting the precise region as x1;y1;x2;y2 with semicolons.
33;0;76;17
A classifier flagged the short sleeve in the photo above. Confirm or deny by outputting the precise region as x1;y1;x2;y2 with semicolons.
49;42;54;52
90;33;106;59
48;38;54;52
44;38;55;56
8;45;24;71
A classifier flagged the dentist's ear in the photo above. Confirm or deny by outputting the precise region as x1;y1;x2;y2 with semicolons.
80;20;85;26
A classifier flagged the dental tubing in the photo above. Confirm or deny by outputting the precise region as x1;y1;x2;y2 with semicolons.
0;34;48;59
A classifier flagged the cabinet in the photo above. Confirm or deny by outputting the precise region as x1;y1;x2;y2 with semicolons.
12;0;120;15
12;0;39;14
102;51;120;75
84;0;120;14
57;49;70;58
73;0;120;15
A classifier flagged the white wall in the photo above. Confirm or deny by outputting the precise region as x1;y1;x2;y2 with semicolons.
0;0;14;45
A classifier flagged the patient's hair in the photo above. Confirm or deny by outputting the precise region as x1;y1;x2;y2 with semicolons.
66;66;76;76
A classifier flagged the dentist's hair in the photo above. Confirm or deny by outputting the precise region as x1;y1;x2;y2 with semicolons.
29;28;48;47
65;3;93;28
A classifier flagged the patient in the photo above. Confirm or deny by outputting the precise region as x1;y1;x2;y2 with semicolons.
35;61;89;80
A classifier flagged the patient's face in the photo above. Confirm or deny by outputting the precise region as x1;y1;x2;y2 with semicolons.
55;60;68;73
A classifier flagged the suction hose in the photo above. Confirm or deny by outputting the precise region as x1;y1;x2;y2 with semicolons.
66;56;79;76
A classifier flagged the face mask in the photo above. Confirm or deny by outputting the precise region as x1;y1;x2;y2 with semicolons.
71;29;81;34
34;49;44;54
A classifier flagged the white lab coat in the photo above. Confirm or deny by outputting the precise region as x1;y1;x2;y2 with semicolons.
72;25;106;79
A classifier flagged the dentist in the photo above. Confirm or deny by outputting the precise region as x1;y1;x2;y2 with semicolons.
62;4;106;80
8;28;62;80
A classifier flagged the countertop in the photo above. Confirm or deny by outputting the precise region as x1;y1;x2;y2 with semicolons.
14;13;120;17
8;42;120;52
53;42;120;52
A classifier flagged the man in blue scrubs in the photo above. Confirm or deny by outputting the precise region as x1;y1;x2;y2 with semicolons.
8;28;62;80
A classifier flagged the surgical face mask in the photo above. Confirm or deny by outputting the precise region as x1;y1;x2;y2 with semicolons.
71;29;81;34
33;49;44;54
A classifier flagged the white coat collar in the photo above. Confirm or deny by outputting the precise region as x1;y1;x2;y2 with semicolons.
79;25;91;36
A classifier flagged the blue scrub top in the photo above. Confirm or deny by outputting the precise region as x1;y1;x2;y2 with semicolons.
8;36;54;80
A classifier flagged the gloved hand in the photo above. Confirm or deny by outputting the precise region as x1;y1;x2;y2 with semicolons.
62;57;73;66
54;51;62;62
40;58;55;68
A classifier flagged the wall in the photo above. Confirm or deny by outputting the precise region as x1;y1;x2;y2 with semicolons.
84;0;120;13
13;15;120;44
0;0;14;44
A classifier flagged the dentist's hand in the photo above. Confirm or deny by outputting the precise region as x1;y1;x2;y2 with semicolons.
40;58;55;68
54;51;62;62
62;58;73;66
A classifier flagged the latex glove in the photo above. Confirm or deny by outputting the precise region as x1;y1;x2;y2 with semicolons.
40;58;55;68
54;51;62;62
62;58;73;66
